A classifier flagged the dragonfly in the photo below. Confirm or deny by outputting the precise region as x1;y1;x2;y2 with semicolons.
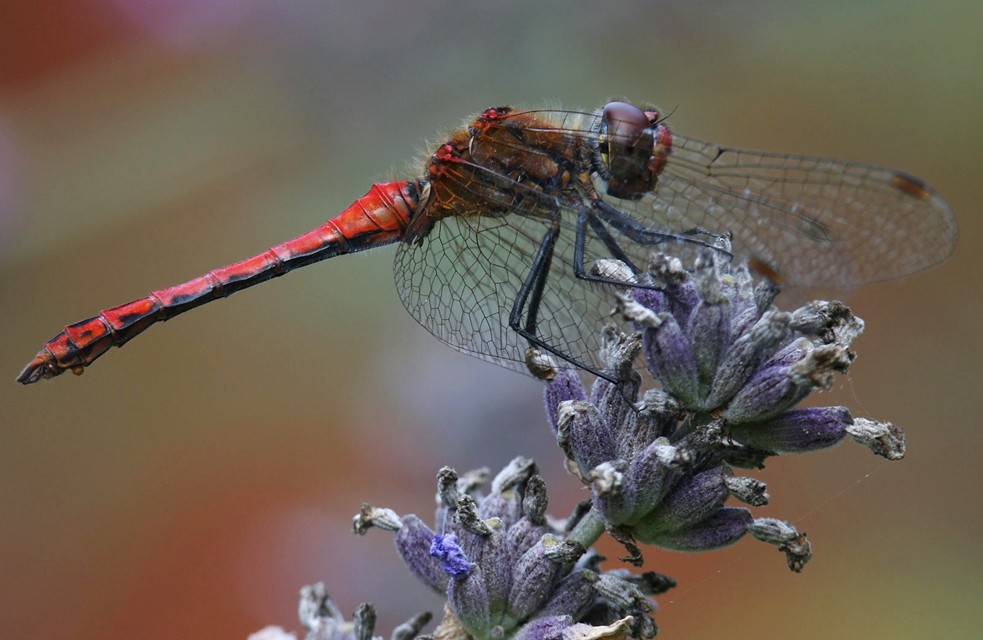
17;101;957;384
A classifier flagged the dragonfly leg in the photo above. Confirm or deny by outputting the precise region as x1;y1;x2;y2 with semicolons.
507;221;559;336
573;207;647;287
571;201;734;289
594;200;732;256
508;219;617;382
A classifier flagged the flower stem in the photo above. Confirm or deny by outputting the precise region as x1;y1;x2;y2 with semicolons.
567;506;607;550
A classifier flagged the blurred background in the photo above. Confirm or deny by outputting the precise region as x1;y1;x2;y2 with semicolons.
1;1;980;638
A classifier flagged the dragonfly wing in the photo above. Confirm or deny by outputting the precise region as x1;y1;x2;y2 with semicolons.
633;134;958;288
394;203;626;374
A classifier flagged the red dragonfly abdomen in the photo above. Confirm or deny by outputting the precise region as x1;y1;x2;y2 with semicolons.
17;181;420;384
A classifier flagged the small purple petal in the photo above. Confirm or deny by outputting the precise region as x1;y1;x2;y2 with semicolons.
430;533;472;579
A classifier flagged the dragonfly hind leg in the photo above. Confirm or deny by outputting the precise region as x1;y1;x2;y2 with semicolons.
508;219;618;382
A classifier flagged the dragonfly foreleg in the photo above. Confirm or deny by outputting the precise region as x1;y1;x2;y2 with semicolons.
573;207;646;287
594;200;731;255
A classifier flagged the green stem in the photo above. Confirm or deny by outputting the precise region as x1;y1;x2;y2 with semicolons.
567;506;607;549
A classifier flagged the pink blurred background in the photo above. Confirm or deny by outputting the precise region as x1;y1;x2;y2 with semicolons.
1;1;980;638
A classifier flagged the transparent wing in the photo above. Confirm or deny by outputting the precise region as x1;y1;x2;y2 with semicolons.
622;134;959;288
394;200;618;373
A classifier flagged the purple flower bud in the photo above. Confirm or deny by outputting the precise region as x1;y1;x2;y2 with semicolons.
705;309;790;409
507;517;551;563
618;439;676;521
544;369;587;433
588;461;627;521
729;406;851;453
560;401;616;476
641;312;699;405
506;535;567;622
589;331;641;441
651;259;700;319
686;297;731;393
761;337;811;369
467;529;512;624
723;362;810;424
447;565;492;635
592;439;679;527
728;342;856;424
539;570;599;620
633;468;729;540
394;515;448;593
639;507;752;551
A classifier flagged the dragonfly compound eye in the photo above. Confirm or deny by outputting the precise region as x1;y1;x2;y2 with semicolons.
595;101;658;200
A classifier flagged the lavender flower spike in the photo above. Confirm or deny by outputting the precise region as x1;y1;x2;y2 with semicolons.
543;246;906;569
355;460;666;640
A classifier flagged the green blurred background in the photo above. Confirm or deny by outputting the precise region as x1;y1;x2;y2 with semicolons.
1;1;980;638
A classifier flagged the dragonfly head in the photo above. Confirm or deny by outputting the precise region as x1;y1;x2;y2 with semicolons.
592;101;672;200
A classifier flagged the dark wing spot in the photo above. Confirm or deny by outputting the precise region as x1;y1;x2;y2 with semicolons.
748;256;784;285
891;172;932;201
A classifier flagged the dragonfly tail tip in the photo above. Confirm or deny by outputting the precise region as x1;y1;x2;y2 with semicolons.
15;353;57;385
